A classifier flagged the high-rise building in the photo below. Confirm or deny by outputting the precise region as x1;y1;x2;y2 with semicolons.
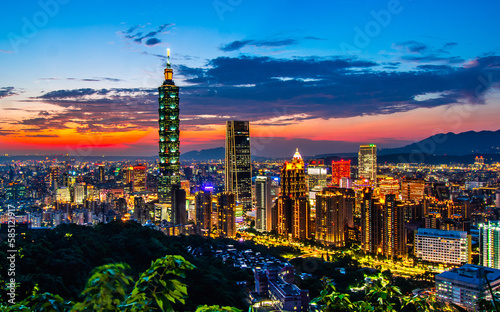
275;149;310;240
98;164;105;183
358;144;377;181
315;188;355;246
479;221;500;269
255;176;273;232
132;164;147;192
383;194;407;259
307;159;328;189
158;49;180;204
49;166;60;190
217;192;236;238
195;191;212;236
74;182;86;204
171;185;186;225
225;120;252;212
401;178;425;202
332;160;351;186
415;228;470;265
361;189;383;254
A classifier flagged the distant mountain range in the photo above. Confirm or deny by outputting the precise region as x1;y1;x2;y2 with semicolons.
180;129;500;164
378;129;500;156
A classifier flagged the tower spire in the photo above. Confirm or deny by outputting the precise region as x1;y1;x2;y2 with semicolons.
167;48;171;68
164;48;173;81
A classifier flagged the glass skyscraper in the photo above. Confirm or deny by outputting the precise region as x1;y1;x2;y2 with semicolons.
225;120;252;212
358;144;377;181
158;50;180;204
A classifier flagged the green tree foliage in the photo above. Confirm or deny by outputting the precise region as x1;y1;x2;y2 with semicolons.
1;255;238;312
0;221;250;309
311;277;457;312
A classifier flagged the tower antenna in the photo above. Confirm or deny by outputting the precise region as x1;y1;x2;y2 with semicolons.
167;48;171;68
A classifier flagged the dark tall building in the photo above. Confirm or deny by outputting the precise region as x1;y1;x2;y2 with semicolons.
316;188;355;246
158;49;180;204
195;191;212;236
171;185;186;225
225;121;252;212
275;149;310;240
217;192;236;238
134;196;145;222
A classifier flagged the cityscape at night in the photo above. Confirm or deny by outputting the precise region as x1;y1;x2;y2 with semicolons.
1;1;500;311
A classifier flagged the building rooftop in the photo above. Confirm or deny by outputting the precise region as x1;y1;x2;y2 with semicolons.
437;264;500;286
416;227;467;238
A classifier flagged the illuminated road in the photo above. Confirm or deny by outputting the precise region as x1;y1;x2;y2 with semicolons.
239;232;441;278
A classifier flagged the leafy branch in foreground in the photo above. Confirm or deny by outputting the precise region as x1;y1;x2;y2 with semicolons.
1;255;238;312
311;277;457;312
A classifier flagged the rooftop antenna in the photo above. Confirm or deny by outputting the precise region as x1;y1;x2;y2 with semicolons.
167;48;171;68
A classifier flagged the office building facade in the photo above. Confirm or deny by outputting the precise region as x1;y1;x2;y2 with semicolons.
479;221;500;269
415;228;471;265
358;144;377;181
436;264;500;311
225;121;252;212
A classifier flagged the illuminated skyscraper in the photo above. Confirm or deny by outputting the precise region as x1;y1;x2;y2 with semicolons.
315;188;355;246
276;149;310;240
217;192;236;238
383;194;406;259
49;166;60;190
255;176;273;232
480;221;500;269
401;178;425;202
225;120;252;212
361;189;383;254
332;160;351;186
132;164;147;192
307;159;327;189
158;49;180;204
358;144;377;181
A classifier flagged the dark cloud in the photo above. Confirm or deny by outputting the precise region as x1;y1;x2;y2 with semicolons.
8;54;500;135
39;77;123;82
175;54;500;122
121;24;172;46
145;38;161;46
0;129;17;136
220;36;326;52
13;88;159;133
0;87;18;98
220;38;298;51
394;41;463;64
24;134;59;137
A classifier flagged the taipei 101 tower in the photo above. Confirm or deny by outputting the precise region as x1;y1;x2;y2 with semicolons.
158;49;180;205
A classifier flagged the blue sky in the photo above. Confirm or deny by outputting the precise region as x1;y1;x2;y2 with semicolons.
1;0;499;156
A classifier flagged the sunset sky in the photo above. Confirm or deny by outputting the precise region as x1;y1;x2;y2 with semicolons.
1;0;499;157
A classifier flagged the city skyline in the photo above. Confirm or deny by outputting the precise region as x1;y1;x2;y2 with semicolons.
1;1;500;157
